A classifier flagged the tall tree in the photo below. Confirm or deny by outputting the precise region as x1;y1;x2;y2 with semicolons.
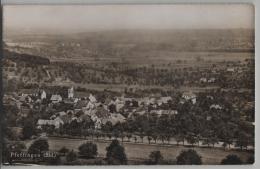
106;140;127;165
78;142;98;159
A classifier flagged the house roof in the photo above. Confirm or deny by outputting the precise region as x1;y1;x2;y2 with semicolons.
51;95;62;101
74;100;88;109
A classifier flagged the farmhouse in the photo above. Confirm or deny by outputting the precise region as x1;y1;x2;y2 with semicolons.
182;91;197;104
68;86;74;98
41;90;47;100
37;117;64;129
50;94;62;103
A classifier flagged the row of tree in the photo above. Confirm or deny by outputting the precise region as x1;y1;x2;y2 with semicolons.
3;138;254;165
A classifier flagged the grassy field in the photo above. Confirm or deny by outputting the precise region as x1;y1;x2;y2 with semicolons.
24;137;253;165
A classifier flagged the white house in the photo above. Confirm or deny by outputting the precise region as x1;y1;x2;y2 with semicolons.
41;90;47;100
37;117;64;129
182;92;196;104
208;78;216;83
50;95;62;103
227;68;235;72
89;94;97;103
200;77;207;83
210;104;222;110
68;87;74;98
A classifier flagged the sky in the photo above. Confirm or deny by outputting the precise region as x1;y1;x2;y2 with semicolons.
3;4;254;34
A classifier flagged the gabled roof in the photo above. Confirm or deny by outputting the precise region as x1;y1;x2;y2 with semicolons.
74;100;88;109
50;94;62;101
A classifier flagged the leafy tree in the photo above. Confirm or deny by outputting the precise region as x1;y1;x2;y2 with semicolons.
109;104;117;113
2;141;12;164
46;155;61;165
106;139;127;165
221;154;242;165
148;136;152;144
126;133;132;142
28;139;49;155
139;133;145;143
22;121;35;140
176;149;202;165
175;134;185;145
59;146;69;156
152;134;158;143
102;121;113;133
235;132;250;150
66;150;78;162
186;134;197;146
78;142;98;159
246;155;254;164
148;151;163;164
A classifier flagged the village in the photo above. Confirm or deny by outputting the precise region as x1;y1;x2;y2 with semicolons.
5;86;199;131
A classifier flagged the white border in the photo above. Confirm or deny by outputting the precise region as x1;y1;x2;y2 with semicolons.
0;1;259;169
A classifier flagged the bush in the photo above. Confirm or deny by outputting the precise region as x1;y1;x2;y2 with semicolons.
59;147;69;156
148;151;163;164
46;155;61;165
176;149;202;165
221;154;243;165
78;142;98;159
28;139;49;154
22;122;35;140
66;150;77;162
246;155;254;164
106;139;127;165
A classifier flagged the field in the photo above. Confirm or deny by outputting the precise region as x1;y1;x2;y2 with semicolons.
24;137;253;164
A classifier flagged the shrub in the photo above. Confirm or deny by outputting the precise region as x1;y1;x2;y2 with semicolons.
221;154;243;165
106;139;127;165
176;149;202;165
148;151;163;164
78;142;98;159
28;139;49;154
66;150;77;162
59;146;69;156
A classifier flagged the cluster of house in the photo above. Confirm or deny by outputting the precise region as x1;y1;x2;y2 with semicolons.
4;86;226;132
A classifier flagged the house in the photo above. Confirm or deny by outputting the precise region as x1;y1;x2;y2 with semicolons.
128;110;146;118
148;97;156;105
208;78;216;83
50;94;62;103
60;114;72;124
85;101;95;110
20;103;31;117
115;98;125;112
41;90;47;100
89;94;97;103
53;117;64;128
109;113;126;125
68;87;74;98
57;111;66;116
74;100;88;110
210;104;222;110
150;110;178;116
96;106;110;119
182;92;196;104
158;96;172;105
200;77;207;83
37;117;64;129
206;116;212;121
79;114;92;122
227;68;235;72
19;94;32;103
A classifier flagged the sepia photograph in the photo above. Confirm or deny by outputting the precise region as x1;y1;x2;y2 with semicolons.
1;4;255;165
